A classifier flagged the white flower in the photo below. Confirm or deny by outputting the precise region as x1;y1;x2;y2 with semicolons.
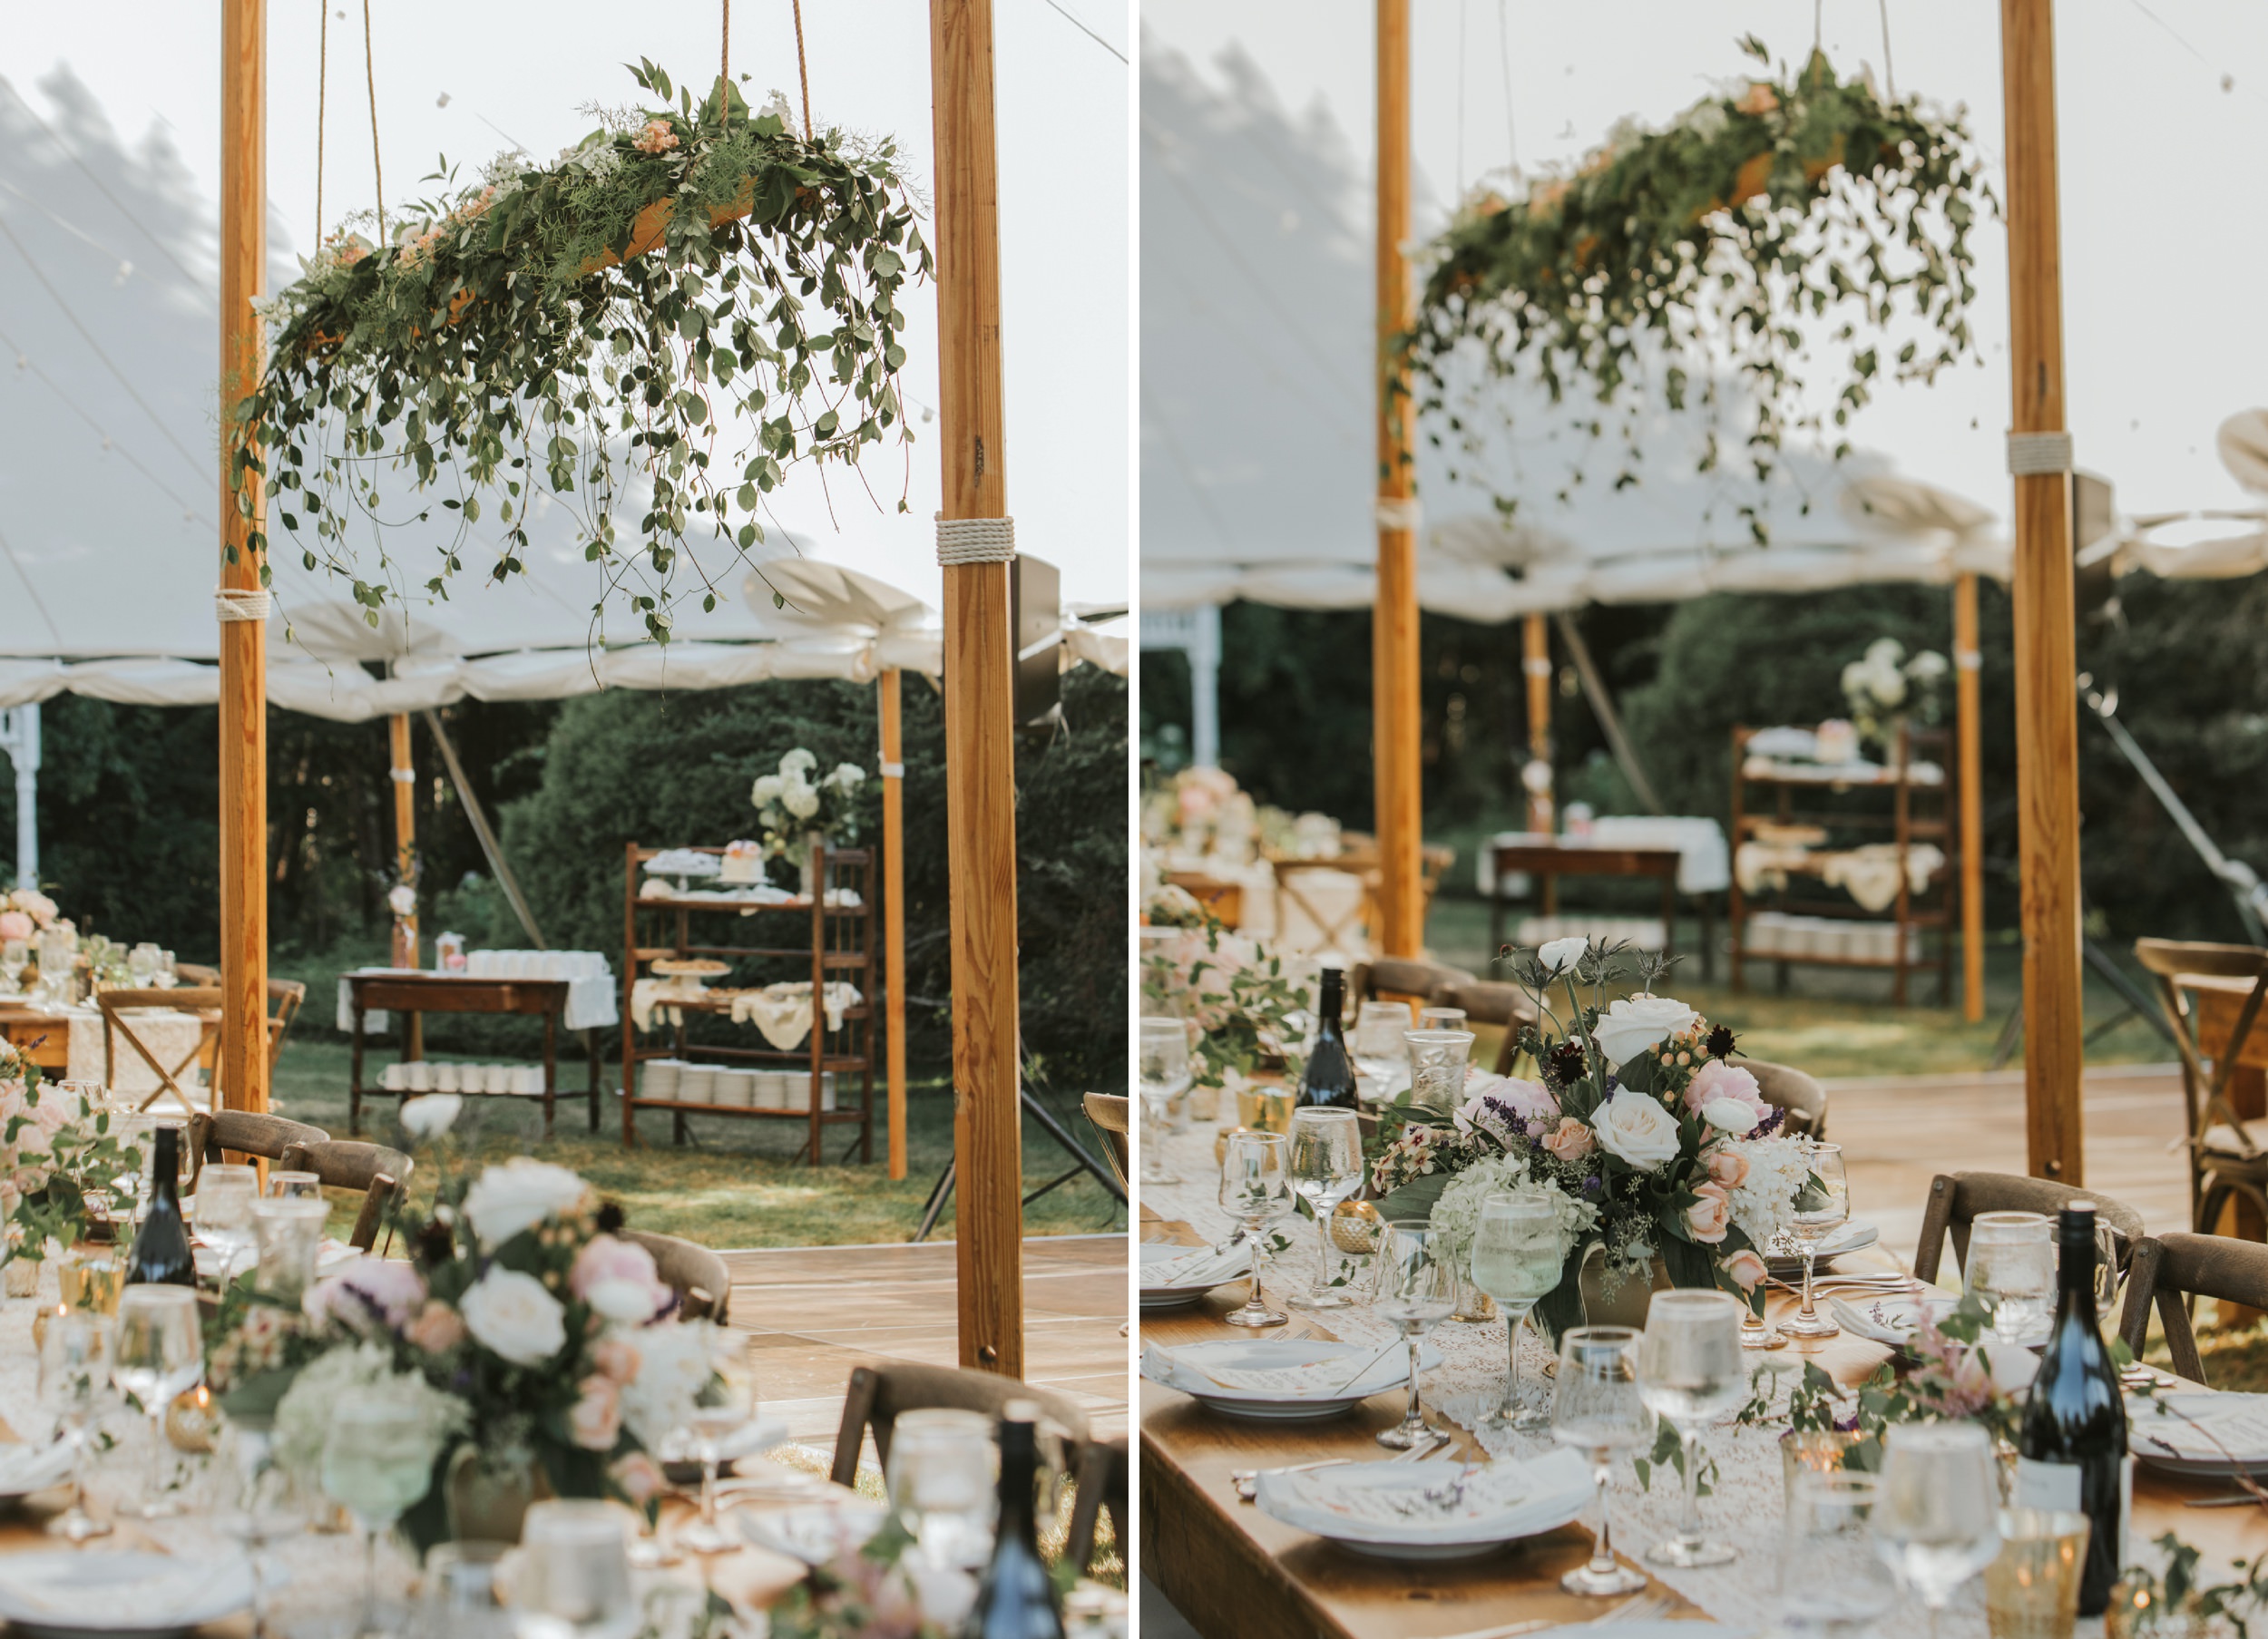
751;775;784;805
783;786;821;821
760;89;797;128
1536;936;1589;976
459;1157;589;1247
619;1322;719;1449
827;762;865;790
386;883;417;918
460;1268;568;1366
779;749;818;776
1591;995;1700;1067
1718;1136;1811;1247
1906;649;1950;682
1700;1096;1761;1136
399;1094;463;1140
1589;1088;1684;1172
1427;1154;1595;1269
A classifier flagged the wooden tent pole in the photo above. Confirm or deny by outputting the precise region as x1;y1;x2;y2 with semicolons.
219;0;269;1117
1999;0;2086;1181
1955;575;1986;1024
1373;0;1422;957
879;668;909;1182
1522;610;1553;832
388;714;419;969
930;0;1023;1378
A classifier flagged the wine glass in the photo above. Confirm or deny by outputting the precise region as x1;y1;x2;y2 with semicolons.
321;1401;435;1638
1636;1290;1749;1566
1965;1211;2056;1345
1371;1218;1458;1449
215;1420;310;1637
1551;1325;1654;1596
265;1169;323;1200
1871;1421;2002;1639
1417;1005;1468;1033
37;1308;113;1543
1218;1130;1294;1328
1351;1001;1411;1100
1468;1193;1565;1434
196;1163;260;1290
1782;1141;1850;1339
1285;1108;1364;1309
1781;1471;1901;1639
887;1409;998;1570
1138;1017;1192;1186
667;1322;760;1555
2093;1218;2125;1314
109;1285;202;1518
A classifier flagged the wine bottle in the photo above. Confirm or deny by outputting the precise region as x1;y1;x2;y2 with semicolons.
1298;966;1359;1111
962;1401;1064;1639
123;1124;195;1289
2014;1203;2128;1615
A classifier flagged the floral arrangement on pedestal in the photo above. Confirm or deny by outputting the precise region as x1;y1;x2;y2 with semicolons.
1139;911;1308;1097
1370;937;1817;1341
1839;636;1948;752
205;1097;728;1547
752;749;867;881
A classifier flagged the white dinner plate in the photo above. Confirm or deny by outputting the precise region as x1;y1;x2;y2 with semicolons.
1765;1220;1880;1273
1139;1337;1440;1422
1256;1447;1592;1562
2131;1392;2268;1478
1139;1241;1248;1311
736;1501;890;1565
0;1442;75;1500
0;1550;254;1637
1827;1289;1959;1348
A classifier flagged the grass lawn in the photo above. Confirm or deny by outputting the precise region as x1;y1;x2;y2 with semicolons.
269;1038;1126;1249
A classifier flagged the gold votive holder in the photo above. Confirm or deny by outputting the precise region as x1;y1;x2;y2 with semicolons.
1780;1427;1868;1511
1233;1084;1295;1136
1329;1198;1383;1255
1986;1507;2090;1639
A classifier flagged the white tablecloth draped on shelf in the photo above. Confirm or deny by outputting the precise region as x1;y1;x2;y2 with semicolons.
336;954;619;1035
726;982;865;1050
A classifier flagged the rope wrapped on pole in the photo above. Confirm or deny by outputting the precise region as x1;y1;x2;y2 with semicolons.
213;588;273;622
935;513;1016;564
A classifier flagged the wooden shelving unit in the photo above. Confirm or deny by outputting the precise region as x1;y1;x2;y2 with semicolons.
1727;723;1957;1006
620;843;877;1164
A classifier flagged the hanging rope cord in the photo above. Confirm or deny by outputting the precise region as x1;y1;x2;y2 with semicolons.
314;0;327;246
362;0;384;239
1879;0;1898;102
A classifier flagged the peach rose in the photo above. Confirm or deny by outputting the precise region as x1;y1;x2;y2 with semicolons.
610;1450;666;1507
570;1374;623;1451
405;1300;467;1354
1724;1248;1768;1292
1541;1117;1596;1163
632;119;680;156
591;1336;641;1384
1706;1146;1750;1190
0;911;31;942
1685;1181;1731;1244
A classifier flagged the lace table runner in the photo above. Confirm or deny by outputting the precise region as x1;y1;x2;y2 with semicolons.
1142;1121;2003;1638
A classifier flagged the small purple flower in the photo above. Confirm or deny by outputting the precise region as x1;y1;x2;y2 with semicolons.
1754;1105;1787;1137
1582;1175;1603;1196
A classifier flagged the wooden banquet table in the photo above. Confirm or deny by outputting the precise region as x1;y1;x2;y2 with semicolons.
1139;1204;2268;1639
345;970;602;1139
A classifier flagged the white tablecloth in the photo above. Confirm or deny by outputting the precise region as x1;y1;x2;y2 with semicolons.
21;1006;213;1107
1478;817;1732;898
337;956;618;1035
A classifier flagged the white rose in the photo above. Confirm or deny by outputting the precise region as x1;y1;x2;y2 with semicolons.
1590;1088;1684;1172
751;775;783;805
460;1157;589;1246
1871;667;1908;707
399;1094;463;1140
1592;995;1700;1067
619;1322;718;1449
460;1268;567;1366
829;763;865;789
1700;1097;1760;1136
386;883;417;918
779;749;817;776
1536;936;1589;976
783;787;821;820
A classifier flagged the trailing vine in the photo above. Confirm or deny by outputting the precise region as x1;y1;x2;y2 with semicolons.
1407;39;1992;533
234;62;929;642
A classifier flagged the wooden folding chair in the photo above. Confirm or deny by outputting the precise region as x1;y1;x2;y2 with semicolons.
2135;939;2268;1234
264;979;306;1077
620;1229;733;1324
1912;1171;2144;1287
1272;860;1370;953
1748;1060;1829;1140
1428;979;1536;1075
828;1362;1091;1488
185;1109;328;1191
97;988;223;1116
2119;1232;2268;1384
279;1139;413;1254
1351;958;1477;1013
1066;1434;1128;1575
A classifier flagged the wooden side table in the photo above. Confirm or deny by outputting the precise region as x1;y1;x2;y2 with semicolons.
1487;841;1702;976
347;971;602;1138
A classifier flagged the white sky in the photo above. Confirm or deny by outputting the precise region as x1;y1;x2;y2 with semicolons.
1;0;1131;612
1141;0;2268;524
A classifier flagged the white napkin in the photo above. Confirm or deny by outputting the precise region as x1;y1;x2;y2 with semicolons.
1140;1242;1250;1291
0;1442;74;1497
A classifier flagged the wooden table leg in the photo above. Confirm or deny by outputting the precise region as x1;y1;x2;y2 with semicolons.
542;1010;558;1141
584;1028;601;1133
2221;1064;2267;1331
349;1003;365;1136
1660;873;1677;964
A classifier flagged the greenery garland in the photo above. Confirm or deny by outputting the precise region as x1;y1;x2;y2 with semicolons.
233;62;928;642
1407;40;1992;522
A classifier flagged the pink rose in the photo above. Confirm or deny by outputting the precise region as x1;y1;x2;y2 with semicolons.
0;912;31;942
1685;1181;1731;1244
569;1234;671;1324
405;1300;467;1354
610;1450;665;1507
1723;1248;1767;1291
591;1335;641;1384
305;1257;427;1332
1686;1060;1769;1126
570;1374;623;1451
1706;1146;1750;1189
1541;1117;1596;1162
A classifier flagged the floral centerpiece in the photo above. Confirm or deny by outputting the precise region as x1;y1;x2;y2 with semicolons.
1139;905;1307;1098
752;749;866;882
1840;636;1948;753
0;887;59;944
206;1096;728;1547
0;1049;143;1265
1140;766;1256;864
1370;937;1817;1340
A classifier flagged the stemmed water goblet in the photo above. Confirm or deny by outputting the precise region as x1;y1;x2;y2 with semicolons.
36;1308;113;1543
109;1284;202;1518
1551;1325;1654;1595
1870;1421;2003;1639
1138;1017;1192;1185
666;1322;762;1555
321;1401;435;1638
1467;1193;1566;1434
1636;1290;1748;1566
1782;1141;1850;1339
1371;1218;1457;1449
1351;1001;1411;1101
1285;1107;1363;1309
196;1162;260;1291
1218;1130;1293;1327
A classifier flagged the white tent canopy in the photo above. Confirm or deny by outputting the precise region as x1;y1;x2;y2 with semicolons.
2118;409;2268;581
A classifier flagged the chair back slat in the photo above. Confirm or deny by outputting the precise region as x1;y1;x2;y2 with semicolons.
1747;1061;1829;1140
2118;1232;2268;1385
278;1139;414;1255
1911;1171;2144;1286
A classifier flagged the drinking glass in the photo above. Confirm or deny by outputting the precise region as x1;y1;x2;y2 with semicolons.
1285;1108;1364;1309
1403;1029;1475;1110
666;1322;760;1555
1218;1130;1294;1328
1371;1218;1457;1449
1551;1326;1653;1596
158;950;177;985
1780;1471;1901;1639
196;1163;260;1288
1871;1421;2002;1639
2092;1220;2125;1315
37;1308;113;1543
1637;1290;1748;1566
1966;1211;2056;1345
1352;1000;1412;1099
266;1170;323;1200
1138;1017;1193;1185
421;1541;513;1639
1782;1141;1850;1339
517;1500;636;1637
887;1409;998;1570
322;1402;437;1639
253;1196;328;1302
1417;1006;1468;1032
110;1285;202;1518
1467;1192;1564;1433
